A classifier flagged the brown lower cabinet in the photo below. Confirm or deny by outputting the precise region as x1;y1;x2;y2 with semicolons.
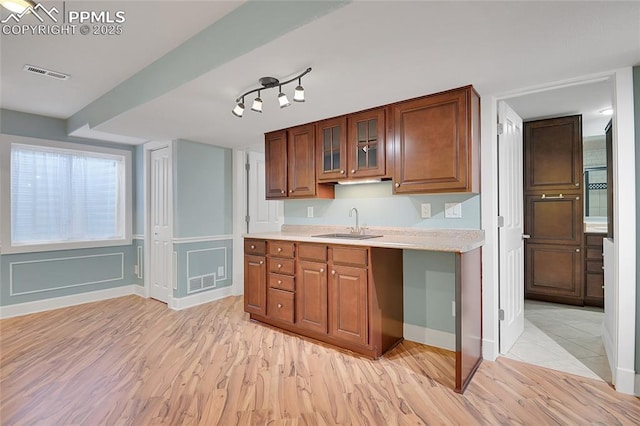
244;239;404;358
584;233;605;307
525;243;583;305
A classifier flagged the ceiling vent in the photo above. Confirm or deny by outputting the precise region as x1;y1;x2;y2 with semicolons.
23;64;70;81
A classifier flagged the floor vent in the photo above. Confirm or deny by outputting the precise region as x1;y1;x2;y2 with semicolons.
23;64;70;80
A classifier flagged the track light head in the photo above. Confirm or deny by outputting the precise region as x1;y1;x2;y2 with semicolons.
251;91;263;113
232;98;245;118
278;86;290;108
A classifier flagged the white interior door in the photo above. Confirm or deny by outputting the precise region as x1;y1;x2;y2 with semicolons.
602;237;616;382
248;151;282;233
149;146;172;303
498;101;525;354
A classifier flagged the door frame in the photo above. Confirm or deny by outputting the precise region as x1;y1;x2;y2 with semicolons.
143;140;174;303
481;68;636;395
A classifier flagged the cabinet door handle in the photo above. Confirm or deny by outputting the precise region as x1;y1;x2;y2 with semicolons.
522;234;531;239
602;266;605;270
541;194;564;199
320;268;324;273
250;244;256;249
331;270;336;275
277;264;282;268
340;170;345;174
259;260;264;265
277;303;283;309
351;169;356;174
280;190;285;194
575;248;580;253
277;247;282;252
575;182;580;187
395;183;400;188
289;190;293;193
277;280;282;284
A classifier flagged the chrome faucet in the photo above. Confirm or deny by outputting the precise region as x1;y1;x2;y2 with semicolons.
349;207;360;234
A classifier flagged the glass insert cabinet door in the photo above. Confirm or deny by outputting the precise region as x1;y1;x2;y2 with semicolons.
316;116;347;182
347;108;386;178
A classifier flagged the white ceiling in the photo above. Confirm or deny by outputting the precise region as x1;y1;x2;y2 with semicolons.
1;1;639;148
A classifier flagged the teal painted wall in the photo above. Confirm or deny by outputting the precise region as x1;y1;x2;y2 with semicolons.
633;65;640;373
0;109;142;306
284;181;480;334
173;139;233;238
171;139;233;299
174;240;233;298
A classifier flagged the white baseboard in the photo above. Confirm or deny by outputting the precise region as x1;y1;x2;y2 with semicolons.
0;285;144;319
614;366;636;395
168;286;233;311
482;338;498;361
403;323;455;351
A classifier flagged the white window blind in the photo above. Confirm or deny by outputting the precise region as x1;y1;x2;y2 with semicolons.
11;143;126;246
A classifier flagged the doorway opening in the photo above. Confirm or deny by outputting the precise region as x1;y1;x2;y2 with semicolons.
497;78;613;383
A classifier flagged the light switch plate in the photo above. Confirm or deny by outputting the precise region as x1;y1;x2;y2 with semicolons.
445;202;462;218
218;266;224;277
307;206;314;218
420;203;431;218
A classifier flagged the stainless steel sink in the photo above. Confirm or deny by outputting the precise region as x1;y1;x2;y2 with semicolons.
312;233;383;240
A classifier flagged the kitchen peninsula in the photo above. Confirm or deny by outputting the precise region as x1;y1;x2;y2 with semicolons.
244;225;484;393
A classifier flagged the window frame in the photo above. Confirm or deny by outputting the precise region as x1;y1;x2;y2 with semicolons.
0;135;132;254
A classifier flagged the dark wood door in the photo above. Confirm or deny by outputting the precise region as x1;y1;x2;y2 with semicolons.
392;86;479;194
287;123;317;198
316;116;347;182
523;115;583;305
329;265;368;346
524;115;583;192
244;255;266;316
265;130;287;199
296;260;328;334
347;108;386;178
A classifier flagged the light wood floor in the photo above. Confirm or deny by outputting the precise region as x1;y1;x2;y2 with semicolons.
1;295;638;425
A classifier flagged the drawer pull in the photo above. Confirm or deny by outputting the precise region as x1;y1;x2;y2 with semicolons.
277;280;282;284
280;190;285;194
250;244;256;249
259;260;264;265
351;169;356;174
395;183;400;188
277;247;282;252
340;170;345;174
320;268;324;273
277;264;282;269
541;194;564;200
331;270;336;275
575;248;580;253
277;303;283;309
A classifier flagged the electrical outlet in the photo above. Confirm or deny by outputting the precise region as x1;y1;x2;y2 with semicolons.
420;203;431;218
445;202;462;218
218;266;224;277
307;206;314;218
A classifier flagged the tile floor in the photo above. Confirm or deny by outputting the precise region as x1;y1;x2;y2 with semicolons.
503;300;611;382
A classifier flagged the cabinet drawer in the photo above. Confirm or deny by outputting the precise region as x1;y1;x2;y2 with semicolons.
268;258;295;275
298;243;327;262
586;260;604;273
586;247;603;260
268;288;295;324
331;246;368;267
585;234;604;248
585;273;604;298
268;241;295;258
269;273;295;292
245;239;266;255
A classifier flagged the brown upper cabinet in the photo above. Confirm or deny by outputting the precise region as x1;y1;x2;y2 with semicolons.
392;86;480;194
267;85;480;197
316;108;388;182
265;124;334;200
524;115;582;192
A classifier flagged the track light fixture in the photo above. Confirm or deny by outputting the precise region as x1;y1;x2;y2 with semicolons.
232;67;311;118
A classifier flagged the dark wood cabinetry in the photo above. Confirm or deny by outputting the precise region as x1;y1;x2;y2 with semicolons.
265;125;334;200
244;240;267;316
584;233;604;307
524;115;584;305
268;85;480;195
392;86;480;194
243;238;403;358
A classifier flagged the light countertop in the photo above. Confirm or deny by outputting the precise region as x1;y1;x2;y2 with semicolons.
584;223;608;234
244;225;484;253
